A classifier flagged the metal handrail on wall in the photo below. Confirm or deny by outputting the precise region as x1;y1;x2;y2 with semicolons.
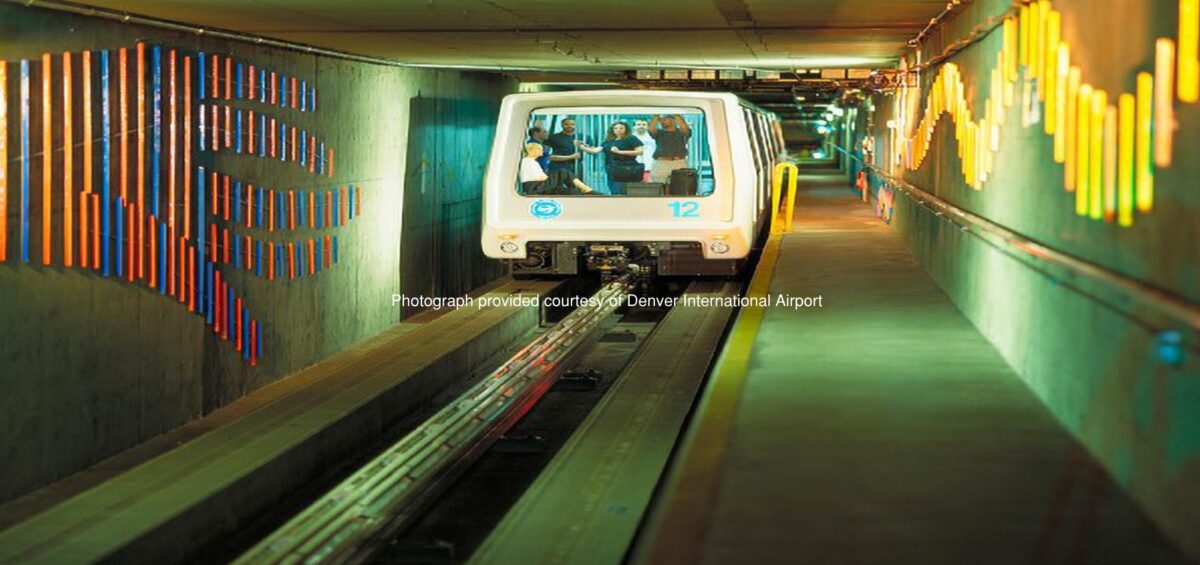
832;144;1199;355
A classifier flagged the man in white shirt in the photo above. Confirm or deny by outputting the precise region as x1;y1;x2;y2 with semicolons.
633;119;657;182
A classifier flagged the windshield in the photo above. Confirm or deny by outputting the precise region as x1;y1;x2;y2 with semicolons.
517;107;715;197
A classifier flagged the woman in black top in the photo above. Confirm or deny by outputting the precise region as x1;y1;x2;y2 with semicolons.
580;122;644;195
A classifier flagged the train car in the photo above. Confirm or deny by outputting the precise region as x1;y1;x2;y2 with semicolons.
481;90;785;277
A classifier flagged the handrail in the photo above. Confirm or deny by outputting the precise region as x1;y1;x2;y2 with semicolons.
832;144;1199;348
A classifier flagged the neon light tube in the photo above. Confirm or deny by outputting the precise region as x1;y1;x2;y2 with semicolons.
1102;103;1117;222
184;56;191;239
1181;0;1199;102
168;49;176;230
151;45;161;219
1054;45;1069;162
1089;90;1106;220
1155;39;1175;167
1043;10;1060;131
119;48;128;203
101;50;112;275
63;52;73;266
42;53;51;266
116;197;124;277
1136;73;1154;213
1075;83;1091;214
0;60;6;263
1117;94;1135;227
136;44;145;278
20;59;29;263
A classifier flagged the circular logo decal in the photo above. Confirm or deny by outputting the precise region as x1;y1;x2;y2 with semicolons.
530;199;563;220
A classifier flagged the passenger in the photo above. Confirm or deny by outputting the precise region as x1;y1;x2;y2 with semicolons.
545;118;583;175
527;126;551;170
648;114;692;183
579;121;644;195
633;119;657;182
520;142;597;195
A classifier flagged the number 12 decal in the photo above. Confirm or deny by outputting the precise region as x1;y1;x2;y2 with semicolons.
669;201;700;218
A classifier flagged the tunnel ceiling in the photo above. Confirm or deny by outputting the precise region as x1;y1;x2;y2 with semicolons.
73;0;947;72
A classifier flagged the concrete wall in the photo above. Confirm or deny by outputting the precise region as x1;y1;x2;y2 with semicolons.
0;4;515;503
853;0;1199;556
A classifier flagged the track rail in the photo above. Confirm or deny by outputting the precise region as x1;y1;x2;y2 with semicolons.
235;279;632;565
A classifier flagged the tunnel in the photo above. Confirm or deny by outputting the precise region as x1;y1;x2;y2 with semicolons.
0;0;1197;563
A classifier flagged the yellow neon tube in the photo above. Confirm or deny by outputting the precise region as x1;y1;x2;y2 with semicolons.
1180;0;1199;102
1117;94;1134;227
1136;73;1154;212
1103;104;1117;222
1089;90;1106;220
1076;83;1092;213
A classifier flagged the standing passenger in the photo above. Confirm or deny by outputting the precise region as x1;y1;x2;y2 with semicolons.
649;114;692;183
545;118;583;175
579;122;644;195
520;143;597;195
633;119;657;182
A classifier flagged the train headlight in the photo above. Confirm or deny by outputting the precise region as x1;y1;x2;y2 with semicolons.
709;241;730;254
500;241;519;254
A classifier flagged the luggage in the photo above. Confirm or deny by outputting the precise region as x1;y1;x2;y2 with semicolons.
668;168;698;195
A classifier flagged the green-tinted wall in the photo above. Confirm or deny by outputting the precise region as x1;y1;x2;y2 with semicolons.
853;0;1199;556
0;4;514;503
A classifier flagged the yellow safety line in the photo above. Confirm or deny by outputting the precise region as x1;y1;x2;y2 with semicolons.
633;178;790;565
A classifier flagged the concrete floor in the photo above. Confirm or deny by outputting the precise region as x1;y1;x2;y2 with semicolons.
692;173;1192;564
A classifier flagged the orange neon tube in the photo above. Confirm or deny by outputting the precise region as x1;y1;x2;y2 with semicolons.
224;56;232;99
78;198;87;268
223;228;229;264
307;239;315;275
248;109;255;154
148;216;157;288
287;242;295;279
244;235;252;271
63;52;73;267
246;183;254;228
184;56;191;239
214;271;222;334
268;189;275;231
1155;39;1175;167
290;76;297;108
127;203;135;281
188;246;196;312
211;54;218;100
91;195;100;269
268;243;275;280
324;191;331;227
211;170;218;217
288;191;296;230
223;175;230;220
340;187;347;225
329;148;334;177
210;223;217;263
308;192;315;227
224;105;231;149
42;53;52;265
236;298;243;351
0;60;6;263
290;126;297;162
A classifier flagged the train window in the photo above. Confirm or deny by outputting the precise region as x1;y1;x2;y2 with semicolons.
518;107;715;197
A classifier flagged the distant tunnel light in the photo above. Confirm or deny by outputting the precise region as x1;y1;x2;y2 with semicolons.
635;69;661;80
662;70;688;80
690;69;717;80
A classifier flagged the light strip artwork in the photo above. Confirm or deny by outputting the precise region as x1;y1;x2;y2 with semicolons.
890;0;1200;227
1;43;331;367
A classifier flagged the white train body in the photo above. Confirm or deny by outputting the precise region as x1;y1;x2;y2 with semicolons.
482;90;784;276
